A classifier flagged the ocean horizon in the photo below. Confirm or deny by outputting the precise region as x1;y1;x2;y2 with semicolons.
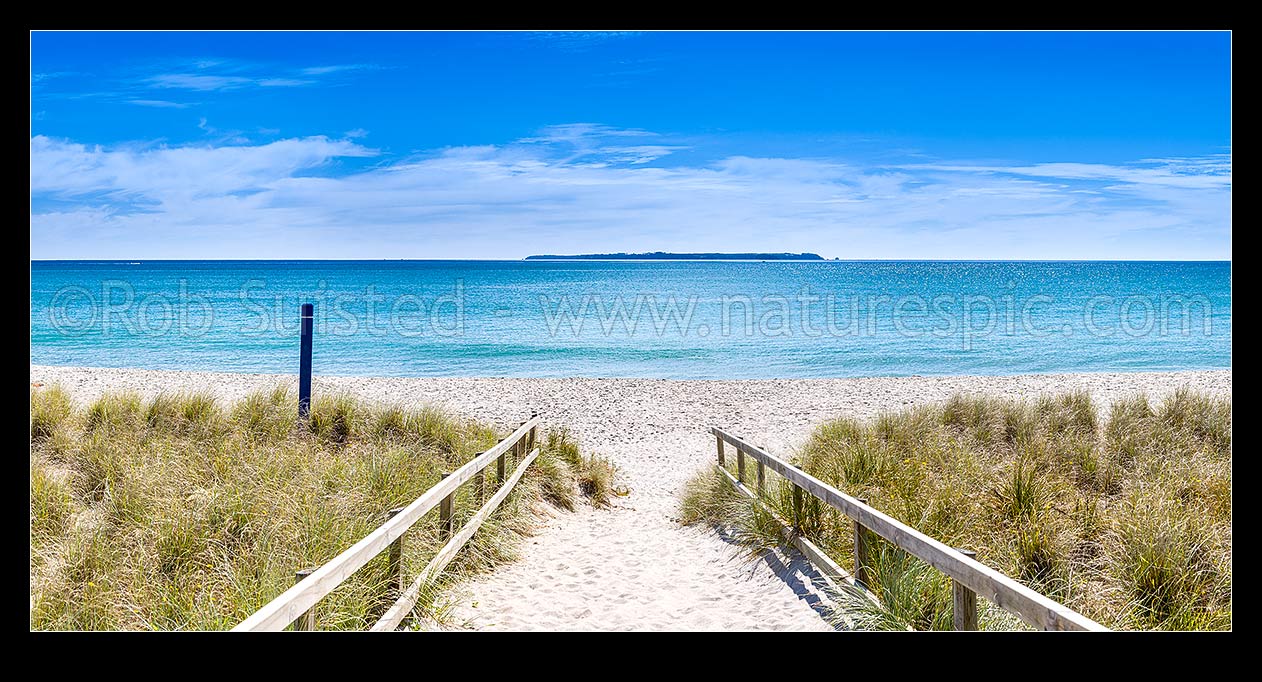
30;259;1231;380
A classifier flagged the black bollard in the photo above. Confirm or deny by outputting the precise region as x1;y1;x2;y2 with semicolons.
298;303;314;418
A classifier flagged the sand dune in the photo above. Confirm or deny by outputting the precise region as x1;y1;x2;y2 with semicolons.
32;365;1231;631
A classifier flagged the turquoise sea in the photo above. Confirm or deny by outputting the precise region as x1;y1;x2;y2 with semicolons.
30;261;1230;379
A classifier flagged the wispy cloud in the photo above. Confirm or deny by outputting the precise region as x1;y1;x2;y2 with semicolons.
143;73;318;92
144;73;251;91
28;125;1231;260
299;64;376;76
143;59;375;92
30;134;375;199
258;78;316;88
910;158;1232;190
524;123;658;143
528;32;642;51
128;99;193;109
35;59;378;102
518;123;684;164
31;71;79;84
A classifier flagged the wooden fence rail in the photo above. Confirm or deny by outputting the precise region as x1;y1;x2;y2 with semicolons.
710;426;1107;632
234;414;541;632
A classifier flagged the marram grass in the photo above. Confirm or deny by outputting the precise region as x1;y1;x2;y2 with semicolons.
680;389;1231;631
29;386;601;631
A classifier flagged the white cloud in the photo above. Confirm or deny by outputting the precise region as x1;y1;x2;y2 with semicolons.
144;73;315;92
145;74;255;91
31;71;78;83
519;124;684;165
28;127;1231;260
529;32;642;51
913;159;1232;190
134;60;377;94
128;99;192;109
523;123;658;144
30;135;376;200
257;78;315;88
300;64;376;76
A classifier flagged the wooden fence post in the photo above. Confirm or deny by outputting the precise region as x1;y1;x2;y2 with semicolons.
756;445;767;496
716;434;725;467
792;484;804;533
529;412;538;452
439;473;455;541
853;498;871;589
386;507;405;597
474;467;485;506
293;568;316;631
515;421;526;466
953;548;979;630
697;428;1107;632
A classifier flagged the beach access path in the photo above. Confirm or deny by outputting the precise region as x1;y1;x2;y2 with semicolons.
31;366;1231;631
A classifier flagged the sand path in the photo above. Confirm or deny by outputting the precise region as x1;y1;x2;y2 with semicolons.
32;366;1231;631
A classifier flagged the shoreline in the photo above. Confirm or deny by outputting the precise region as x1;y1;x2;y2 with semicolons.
29;363;1234;386
31;364;1231;630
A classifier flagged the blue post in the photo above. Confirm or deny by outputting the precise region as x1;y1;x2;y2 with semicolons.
298;303;314;419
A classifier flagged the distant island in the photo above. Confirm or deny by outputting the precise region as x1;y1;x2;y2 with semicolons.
525;252;827;261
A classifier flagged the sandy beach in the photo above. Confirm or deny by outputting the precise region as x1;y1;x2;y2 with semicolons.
31;365;1232;631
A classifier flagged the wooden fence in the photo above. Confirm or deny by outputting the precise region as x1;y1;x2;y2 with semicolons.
711;427;1107;632
234;414;541;632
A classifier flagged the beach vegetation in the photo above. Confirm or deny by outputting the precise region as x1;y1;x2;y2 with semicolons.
29;386;601;630
680;390;1231;630
538;428;622;509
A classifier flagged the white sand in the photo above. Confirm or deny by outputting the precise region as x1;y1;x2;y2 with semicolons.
31;365;1231;631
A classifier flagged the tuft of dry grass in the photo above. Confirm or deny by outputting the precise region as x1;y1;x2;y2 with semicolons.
537;428;622;510
29;386;589;631
680;389;1231;630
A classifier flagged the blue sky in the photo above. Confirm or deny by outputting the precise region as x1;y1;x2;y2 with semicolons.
30;31;1231;259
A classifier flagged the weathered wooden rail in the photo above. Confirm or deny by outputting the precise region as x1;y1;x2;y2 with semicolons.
711;427;1108;632
234;414;541;632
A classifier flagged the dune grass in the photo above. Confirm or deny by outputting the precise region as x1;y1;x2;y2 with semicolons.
29;385;600;631
536;428;622;510
680;389;1231;631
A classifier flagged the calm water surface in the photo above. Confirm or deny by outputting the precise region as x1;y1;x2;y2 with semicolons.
30;260;1231;379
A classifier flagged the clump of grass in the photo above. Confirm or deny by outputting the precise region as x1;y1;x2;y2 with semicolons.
308;393;365;444
371;405;409;440
533;451;578;511
1012;518;1065;587
30;463;74;537
536;429;622;510
29;387;594;631
991;461;1048;522
680;466;736;526
84;392;144;434
578;455;618;508
31;385;73;442
1035;390;1098;437
1158;388;1232;455
1109;493;1230;629
232;386;296;441
679;467;791;555
145;391;225;438
864;546;954;631
680;389;1231;631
